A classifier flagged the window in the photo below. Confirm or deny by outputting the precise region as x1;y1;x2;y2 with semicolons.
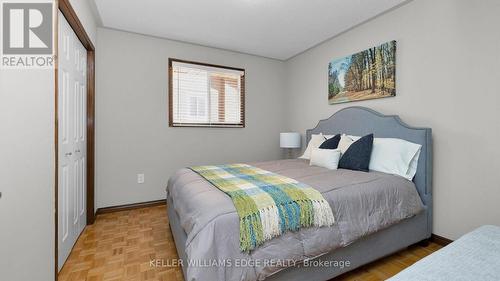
169;58;245;127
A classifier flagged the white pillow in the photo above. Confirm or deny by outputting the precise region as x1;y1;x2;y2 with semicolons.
338;134;355;154
310;148;341;170
299;133;334;160
349;135;422;180
406;149;421;180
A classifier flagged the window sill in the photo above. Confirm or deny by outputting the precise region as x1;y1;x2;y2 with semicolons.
170;123;245;128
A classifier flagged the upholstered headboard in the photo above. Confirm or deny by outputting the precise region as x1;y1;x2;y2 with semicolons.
306;106;432;232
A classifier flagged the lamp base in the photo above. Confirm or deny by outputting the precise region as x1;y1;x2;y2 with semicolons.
282;148;296;159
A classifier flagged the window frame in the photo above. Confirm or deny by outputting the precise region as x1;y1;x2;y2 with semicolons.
168;58;246;128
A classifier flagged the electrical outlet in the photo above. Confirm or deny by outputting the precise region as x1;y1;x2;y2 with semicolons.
137;173;145;184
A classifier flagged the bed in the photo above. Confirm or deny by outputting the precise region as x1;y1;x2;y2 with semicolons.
166;106;433;281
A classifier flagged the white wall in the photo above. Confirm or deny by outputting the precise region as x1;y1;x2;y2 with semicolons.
286;0;500;239
95;28;287;208
0;70;55;281
0;1;98;280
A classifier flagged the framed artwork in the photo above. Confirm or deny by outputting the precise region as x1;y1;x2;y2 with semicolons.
328;40;396;104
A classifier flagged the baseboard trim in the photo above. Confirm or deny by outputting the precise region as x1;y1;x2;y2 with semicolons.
431;233;453;246
96;199;166;215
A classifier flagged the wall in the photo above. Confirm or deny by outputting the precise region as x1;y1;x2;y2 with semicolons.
0;1;98;280
0;71;55;280
95;28;287;208
285;0;500;239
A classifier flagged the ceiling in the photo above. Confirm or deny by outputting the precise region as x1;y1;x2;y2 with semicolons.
93;0;407;60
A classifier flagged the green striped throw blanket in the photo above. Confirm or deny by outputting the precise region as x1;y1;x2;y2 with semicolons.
190;163;335;252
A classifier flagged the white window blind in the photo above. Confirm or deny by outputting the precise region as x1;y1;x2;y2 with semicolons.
169;59;245;127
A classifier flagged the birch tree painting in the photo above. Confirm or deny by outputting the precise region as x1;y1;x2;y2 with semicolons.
328;41;396;104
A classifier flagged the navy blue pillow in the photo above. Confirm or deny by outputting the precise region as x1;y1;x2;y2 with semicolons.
339;134;374;172
319;134;341;149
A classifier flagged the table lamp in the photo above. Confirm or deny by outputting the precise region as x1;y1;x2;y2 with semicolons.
280;132;301;159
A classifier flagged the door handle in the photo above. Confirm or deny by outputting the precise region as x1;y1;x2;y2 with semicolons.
65;152;72;157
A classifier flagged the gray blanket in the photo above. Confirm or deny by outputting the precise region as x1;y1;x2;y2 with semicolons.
167;159;424;281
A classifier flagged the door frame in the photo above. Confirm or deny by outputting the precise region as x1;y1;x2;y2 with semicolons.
55;0;95;277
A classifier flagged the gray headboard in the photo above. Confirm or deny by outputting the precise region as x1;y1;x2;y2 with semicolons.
306;106;432;231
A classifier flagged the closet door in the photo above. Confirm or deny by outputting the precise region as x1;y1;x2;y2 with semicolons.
58;10;87;271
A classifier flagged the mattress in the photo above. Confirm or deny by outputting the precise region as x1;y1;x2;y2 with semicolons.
389;225;500;281
166;159;424;281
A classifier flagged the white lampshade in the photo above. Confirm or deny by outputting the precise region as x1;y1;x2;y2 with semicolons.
280;132;301;148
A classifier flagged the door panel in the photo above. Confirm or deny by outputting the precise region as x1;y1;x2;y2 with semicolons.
61;165;69;243
73;159;78;225
58;10;87;271
80;157;85;217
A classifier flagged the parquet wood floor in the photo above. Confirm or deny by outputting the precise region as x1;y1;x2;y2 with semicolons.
58;205;441;281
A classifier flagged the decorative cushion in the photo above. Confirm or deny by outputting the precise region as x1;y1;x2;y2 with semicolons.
338;134;355;154
310;148;341;170
339;134;374;172
299;133;333;160
319;134;341;149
